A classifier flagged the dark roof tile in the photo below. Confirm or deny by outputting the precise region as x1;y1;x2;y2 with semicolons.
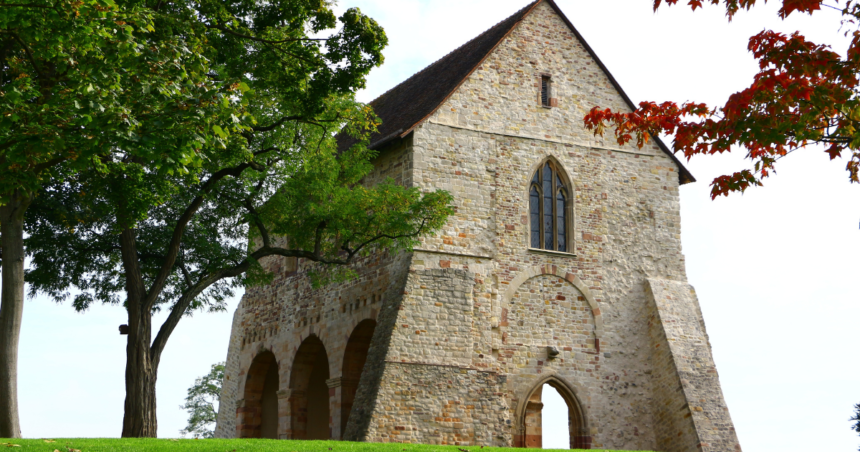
340;0;694;184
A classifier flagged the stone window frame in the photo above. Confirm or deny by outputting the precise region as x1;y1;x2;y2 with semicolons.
539;73;557;108
527;157;574;254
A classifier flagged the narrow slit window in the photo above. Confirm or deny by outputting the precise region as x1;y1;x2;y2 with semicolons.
541;76;551;107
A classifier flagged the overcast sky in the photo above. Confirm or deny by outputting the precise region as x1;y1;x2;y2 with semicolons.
15;1;860;451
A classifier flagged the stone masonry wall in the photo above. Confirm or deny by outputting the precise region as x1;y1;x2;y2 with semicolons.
386;269;475;367
217;2;740;450
352;269;512;445
646;279;742;452
214;298;247;438
401;2;735;450
214;141;416;440
362;362;511;446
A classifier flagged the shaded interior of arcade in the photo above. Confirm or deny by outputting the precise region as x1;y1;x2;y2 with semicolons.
238;320;376;440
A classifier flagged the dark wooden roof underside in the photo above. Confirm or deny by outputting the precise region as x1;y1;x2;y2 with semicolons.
339;0;695;184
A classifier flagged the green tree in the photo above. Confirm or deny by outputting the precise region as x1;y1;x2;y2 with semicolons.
24;0;453;438
852;402;860;451
0;0;234;437
180;362;224;439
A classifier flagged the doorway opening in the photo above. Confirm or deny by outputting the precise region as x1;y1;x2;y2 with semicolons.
341;319;376;436
239;351;279;438
542;386;570;449
289;335;331;439
518;377;590;449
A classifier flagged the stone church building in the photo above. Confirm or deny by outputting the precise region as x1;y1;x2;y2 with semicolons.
214;1;742;451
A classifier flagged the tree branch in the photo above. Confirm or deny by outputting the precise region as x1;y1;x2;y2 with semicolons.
149;216;432;365
142;160;264;312
33;156;69;173
252;116;339;135
71;244;120;255
254;146;280;156
252;116;301;132
150;268;235;366
119;227;148;326
6;31;42;79
178;260;193;290
0;138;21;153
262;42;318;67
205;24;329;45
350;218;429;256
244;201;271;249
313;221;326;258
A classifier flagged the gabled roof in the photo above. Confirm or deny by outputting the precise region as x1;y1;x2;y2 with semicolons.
342;0;695;184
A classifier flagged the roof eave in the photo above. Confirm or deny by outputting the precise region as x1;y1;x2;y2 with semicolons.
542;0;695;185
397;0;543;140
371;0;695;185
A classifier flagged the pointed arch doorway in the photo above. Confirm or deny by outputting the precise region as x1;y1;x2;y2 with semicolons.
516;376;591;449
289;335;331;439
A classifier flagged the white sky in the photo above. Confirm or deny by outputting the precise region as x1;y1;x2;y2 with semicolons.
16;1;860;451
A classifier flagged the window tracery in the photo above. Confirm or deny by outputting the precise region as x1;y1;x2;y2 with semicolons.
530;161;569;252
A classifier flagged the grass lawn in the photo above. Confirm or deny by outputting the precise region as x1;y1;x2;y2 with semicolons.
0;439;644;452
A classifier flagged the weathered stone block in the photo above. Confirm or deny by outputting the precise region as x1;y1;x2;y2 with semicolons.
214;1;740;451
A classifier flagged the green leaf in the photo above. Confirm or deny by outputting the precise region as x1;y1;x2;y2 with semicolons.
212;125;227;139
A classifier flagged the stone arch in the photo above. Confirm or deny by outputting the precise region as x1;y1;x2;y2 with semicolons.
514;374;592;449
503;265;604;341
524;155;575;252
288;334;331;439
340;319;377;437
238;350;280;438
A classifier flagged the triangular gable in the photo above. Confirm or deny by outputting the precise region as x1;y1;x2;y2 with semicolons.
343;0;695;184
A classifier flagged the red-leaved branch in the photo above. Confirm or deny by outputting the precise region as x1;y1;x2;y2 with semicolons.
584;0;860;198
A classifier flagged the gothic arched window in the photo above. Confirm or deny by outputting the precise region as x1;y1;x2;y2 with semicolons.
529;161;569;252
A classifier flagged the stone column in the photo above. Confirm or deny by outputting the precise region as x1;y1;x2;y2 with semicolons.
339;377;359;439
276;389;291;439
287;390;307;439
234;398;248;438
326;377;343;440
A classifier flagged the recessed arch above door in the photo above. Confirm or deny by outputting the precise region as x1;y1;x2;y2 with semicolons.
502;265;604;341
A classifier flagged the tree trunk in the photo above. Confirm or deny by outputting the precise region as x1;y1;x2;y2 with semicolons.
120;311;158;437
0;190;31;439
119;228;159;438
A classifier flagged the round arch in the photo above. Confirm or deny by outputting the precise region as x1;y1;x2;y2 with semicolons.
341;319;377;437
514;374;592;449
287;334;331;440
502;265;604;341
238;350;280;438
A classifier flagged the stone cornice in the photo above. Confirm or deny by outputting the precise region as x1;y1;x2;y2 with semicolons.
426;119;661;157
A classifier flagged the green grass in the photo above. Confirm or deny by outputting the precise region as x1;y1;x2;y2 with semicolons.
0;439;643;452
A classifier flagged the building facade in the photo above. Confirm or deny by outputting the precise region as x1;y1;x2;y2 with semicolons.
214;2;742;451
